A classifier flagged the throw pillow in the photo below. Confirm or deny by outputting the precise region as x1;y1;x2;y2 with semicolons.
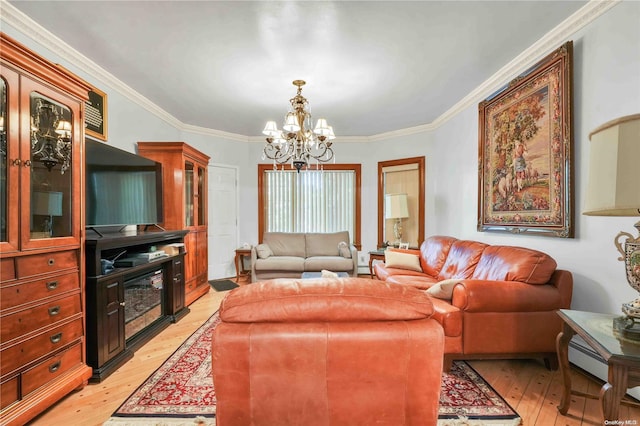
256;243;273;259
321;269;339;278
426;279;462;299
384;250;422;272
338;241;351;258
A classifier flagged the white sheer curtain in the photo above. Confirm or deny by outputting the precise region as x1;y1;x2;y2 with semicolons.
265;170;355;237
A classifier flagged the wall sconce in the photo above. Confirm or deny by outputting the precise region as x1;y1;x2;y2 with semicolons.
583;114;640;321
385;193;409;246
30;96;72;173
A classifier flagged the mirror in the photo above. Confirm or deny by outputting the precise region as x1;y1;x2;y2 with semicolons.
378;156;425;248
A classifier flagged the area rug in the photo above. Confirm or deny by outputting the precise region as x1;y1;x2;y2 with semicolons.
208;279;239;292
104;312;520;426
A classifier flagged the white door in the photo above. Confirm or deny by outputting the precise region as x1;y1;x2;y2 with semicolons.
208;164;239;280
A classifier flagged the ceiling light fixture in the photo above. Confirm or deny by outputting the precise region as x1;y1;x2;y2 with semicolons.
262;80;336;172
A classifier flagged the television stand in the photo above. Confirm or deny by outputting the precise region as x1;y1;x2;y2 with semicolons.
85;230;189;381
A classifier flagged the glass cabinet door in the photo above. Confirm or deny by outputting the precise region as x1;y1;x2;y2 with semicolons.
29;92;73;240
0;67;20;252
185;161;194;227
196;165;205;226
20;77;80;249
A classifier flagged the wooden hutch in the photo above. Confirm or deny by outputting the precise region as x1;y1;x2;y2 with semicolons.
137;142;210;306
0;33;93;425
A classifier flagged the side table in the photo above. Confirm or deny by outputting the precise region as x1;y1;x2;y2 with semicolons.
556;309;640;422
368;250;386;278
234;248;252;282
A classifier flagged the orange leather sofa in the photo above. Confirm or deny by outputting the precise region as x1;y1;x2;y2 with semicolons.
374;235;573;370
212;277;444;425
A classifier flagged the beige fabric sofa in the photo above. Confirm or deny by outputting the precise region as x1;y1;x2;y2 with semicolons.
251;231;358;282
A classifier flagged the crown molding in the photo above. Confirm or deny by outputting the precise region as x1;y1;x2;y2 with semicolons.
1;0;619;142
426;0;620;133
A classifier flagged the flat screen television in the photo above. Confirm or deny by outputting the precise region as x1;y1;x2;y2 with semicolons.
86;139;163;227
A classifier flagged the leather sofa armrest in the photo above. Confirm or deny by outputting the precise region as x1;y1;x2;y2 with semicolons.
451;279;566;313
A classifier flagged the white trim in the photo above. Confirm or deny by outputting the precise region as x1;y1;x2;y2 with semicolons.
0;0;620;142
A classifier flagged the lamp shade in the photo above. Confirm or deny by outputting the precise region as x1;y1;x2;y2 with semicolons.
583;114;640;217
385;193;409;219
32;191;63;216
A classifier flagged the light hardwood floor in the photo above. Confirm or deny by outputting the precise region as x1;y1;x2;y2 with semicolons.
29;280;639;426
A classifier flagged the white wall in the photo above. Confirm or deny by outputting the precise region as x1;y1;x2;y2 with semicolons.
4;0;639;390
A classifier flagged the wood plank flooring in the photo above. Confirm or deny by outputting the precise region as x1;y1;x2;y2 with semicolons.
29;280;639;425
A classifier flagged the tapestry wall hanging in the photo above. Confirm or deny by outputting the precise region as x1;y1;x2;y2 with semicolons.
478;41;574;238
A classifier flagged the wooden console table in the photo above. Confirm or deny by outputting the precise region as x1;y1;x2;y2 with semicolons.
556;309;640;422
234;248;252;282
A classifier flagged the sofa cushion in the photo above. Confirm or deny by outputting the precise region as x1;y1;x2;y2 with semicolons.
219;277;434;322
420;236;458;278
263;232;306;257
254;256;305;272
386;274;438;290
256;243;273;259
305;231;350;257
304;256;354;273
384;250;423;272
472;245;557;284
437;240;487;280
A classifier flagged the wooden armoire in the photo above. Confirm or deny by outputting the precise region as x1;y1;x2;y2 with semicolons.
0;33;93;425
137;142;210;306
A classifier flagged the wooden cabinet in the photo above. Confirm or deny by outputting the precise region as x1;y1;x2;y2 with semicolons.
0;33;93;425
85;230;188;381
137;142;210;306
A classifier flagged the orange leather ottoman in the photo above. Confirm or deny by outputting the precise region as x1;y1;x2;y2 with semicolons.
212;277;444;425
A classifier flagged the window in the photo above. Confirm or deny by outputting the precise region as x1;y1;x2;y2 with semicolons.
258;164;361;248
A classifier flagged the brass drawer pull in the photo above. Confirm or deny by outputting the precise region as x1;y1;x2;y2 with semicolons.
49;361;61;373
175;260;181;265
48;258;55;266
50;332;62;344
12;159;21;166
48;306;61;316
24;160;32;167
46;281;58;290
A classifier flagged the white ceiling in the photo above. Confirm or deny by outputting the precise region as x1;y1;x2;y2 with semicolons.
7;1;588;138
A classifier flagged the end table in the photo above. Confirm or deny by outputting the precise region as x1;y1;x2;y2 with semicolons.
234;248;252;282
556;309;640;422
368;250;386;278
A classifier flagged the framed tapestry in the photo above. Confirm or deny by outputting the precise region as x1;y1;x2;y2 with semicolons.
478;41;574;238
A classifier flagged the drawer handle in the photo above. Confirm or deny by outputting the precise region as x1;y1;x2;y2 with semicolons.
12;158;21;166
175;261;181;265
48;306;61;316
50;332;62;344
46;281;58;290
49;361;61;373
48;258;55;266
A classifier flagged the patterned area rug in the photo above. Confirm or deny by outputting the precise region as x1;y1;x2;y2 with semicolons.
104;312;520;426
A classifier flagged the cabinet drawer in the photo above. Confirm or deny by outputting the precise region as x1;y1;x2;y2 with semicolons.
1;295;82;342
0;270;79;311
0;258;16;282
0;374;19;410
185;278;197;294
15;250;78;279
173;257;183;275
22;343;82;396
0;318;83;376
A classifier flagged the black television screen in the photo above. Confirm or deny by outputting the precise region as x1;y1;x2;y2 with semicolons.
86;139;163;227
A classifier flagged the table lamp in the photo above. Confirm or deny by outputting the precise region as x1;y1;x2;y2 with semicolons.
385;193;409;246
32;191;63;237
583;114;640;318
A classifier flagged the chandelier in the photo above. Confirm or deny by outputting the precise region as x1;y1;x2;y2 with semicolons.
31;97;72;174
262;80;336;172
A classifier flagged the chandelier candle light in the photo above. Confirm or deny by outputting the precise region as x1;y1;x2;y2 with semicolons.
262;80;336;172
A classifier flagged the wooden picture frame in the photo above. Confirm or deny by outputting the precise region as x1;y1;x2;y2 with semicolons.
478;41;574;238
85;85;108;141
